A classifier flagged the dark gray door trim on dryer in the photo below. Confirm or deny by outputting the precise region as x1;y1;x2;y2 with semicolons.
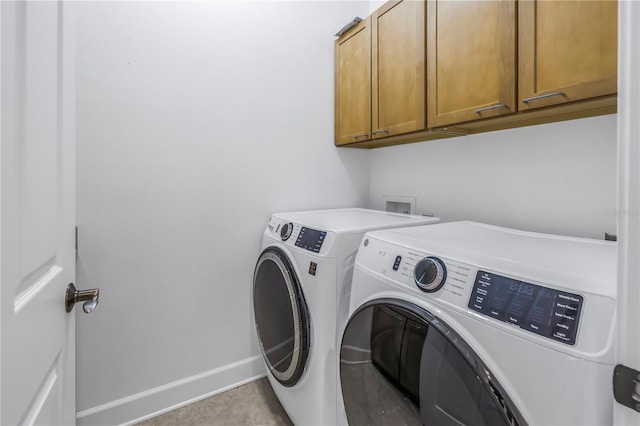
253;246;310;387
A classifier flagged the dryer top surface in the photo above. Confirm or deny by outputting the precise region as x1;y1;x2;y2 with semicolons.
272;208;439;234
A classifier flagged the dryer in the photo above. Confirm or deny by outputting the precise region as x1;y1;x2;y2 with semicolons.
340;221;617;425
252;208;439;425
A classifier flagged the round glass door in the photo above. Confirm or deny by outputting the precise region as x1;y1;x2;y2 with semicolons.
340;299;524;426
253;247;309;387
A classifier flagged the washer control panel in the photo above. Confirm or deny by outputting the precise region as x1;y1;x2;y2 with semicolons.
357;241;474;307
468;271;583;345
414;257;447;292
356;236;587;347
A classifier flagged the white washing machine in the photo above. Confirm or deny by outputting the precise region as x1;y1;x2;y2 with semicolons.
339;221;617;426
252;208;439;425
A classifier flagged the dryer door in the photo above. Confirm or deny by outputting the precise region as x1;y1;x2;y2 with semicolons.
253;247;310;387
340;299;525;426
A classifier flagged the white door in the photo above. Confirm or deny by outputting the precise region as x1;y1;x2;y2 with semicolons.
1;1;78;425
615;1;640;424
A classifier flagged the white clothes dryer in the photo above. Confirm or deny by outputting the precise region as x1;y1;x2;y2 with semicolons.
252;208;439;425
340;221;617;426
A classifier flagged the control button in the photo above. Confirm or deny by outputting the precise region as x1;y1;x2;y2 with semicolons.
414;257;447;292
280;222;293;241
309;262;317;276
392;256;402;271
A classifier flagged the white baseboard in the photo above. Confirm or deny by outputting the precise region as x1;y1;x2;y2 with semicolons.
76;355;267;426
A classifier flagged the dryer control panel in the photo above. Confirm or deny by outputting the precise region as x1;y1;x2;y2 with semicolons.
468;271;583;345
265;218;334;256
295;227;327;253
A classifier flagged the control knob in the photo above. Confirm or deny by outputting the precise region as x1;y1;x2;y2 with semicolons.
280;222;293;241
414;257;447;292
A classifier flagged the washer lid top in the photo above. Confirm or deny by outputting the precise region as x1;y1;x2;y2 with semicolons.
363;221;616;298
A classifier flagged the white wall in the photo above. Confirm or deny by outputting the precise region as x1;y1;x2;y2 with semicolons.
369;0;385;14
367;115;618;239
74;2;369;424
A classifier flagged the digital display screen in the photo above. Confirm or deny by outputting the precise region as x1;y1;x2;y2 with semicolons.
468;271;583;345
295;227;326;253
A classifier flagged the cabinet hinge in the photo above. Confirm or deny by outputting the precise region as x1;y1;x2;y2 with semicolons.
613;364;640;413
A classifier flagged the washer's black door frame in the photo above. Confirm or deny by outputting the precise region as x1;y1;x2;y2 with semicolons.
340;298;527;426
253;246;310;387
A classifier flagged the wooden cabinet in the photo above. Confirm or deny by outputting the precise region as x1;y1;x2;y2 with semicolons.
518;0;618;110
372;0;426;139
427;0;516;127
335;0;617;149
335;18;371;146
335;0;426;146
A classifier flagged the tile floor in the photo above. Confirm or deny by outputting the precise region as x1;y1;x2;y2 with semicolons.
136;378;292;426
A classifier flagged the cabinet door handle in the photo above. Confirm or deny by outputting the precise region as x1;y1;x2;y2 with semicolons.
352;133;369;140
371;129;389;136
522;92;567;104
475;104;509;114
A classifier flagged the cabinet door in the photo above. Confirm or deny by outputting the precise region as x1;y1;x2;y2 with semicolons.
519;0;617;110
372;0;426;139
427;0;516;127
335;18;371;146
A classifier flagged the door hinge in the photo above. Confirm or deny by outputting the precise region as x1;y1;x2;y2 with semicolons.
613;364;640;413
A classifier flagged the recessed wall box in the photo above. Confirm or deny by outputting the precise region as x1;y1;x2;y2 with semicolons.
383;195;416;215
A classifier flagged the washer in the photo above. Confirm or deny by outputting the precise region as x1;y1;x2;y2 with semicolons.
252;208;440;425
340;221;616;425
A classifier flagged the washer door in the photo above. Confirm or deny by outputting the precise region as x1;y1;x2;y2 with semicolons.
340;299;525;426
253;247;310;387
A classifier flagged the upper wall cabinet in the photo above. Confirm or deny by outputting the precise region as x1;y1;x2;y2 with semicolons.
335;0;426;146
427;0;516;127
335;0;617;148
371;0;426;139
518;0;618;110
335;18;371;146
